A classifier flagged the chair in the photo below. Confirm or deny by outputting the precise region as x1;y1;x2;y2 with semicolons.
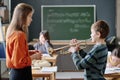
106;36;116;51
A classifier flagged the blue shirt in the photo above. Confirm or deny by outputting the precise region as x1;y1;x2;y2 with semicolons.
71;43;108;80
33;41;52;54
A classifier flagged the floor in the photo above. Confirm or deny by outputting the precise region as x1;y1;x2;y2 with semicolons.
1;70;9;80
1;70;84;80
1;70;116;80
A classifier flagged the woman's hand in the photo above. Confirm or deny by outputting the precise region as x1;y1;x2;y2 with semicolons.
30;50;42;60
29;50;39;55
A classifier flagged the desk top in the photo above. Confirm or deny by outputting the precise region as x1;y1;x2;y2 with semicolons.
104;67;120;78
32;69;54;78
32;69;53;75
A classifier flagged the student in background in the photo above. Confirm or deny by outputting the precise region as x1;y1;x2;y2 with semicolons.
107;47;120;68
33;30;53;56
68;20;109;80
6;3;42;80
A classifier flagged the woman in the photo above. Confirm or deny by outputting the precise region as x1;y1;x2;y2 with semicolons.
6;3;42;80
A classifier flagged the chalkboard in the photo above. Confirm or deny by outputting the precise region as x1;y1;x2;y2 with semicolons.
41;5;96;41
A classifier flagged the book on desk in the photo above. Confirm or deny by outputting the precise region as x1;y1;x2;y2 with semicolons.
105;67;120;74
41;66;57;72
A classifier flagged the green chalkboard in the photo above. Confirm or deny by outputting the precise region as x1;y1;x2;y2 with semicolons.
41;5;96;41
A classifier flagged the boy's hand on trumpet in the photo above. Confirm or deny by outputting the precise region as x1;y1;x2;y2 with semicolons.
68;39;81;53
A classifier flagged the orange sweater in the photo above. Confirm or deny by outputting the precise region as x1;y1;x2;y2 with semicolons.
6;31;31;69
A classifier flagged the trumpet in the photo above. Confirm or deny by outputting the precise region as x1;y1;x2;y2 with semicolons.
48;38;93;54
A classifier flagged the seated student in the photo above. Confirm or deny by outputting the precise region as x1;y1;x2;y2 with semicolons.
33;30;53;56
32;30;53;80
107;47;120;68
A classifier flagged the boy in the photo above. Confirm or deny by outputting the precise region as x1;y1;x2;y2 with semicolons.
68;20;109;80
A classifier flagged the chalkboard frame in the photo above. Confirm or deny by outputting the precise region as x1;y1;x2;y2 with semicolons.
41;5;96;42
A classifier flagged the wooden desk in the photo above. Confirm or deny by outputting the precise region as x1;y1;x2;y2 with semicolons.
32;54;57;80
32;70;55;80
105;68;120;80
104;73;120;80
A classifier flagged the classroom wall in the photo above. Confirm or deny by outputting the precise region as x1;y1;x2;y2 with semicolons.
0;0;115;71
116;0;120;43
11;0;116;42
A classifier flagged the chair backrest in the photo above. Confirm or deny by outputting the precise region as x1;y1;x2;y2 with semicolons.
106;36;116;51
106;36;116;44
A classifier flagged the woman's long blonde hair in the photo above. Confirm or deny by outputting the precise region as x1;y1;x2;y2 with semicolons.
6;3;34;39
